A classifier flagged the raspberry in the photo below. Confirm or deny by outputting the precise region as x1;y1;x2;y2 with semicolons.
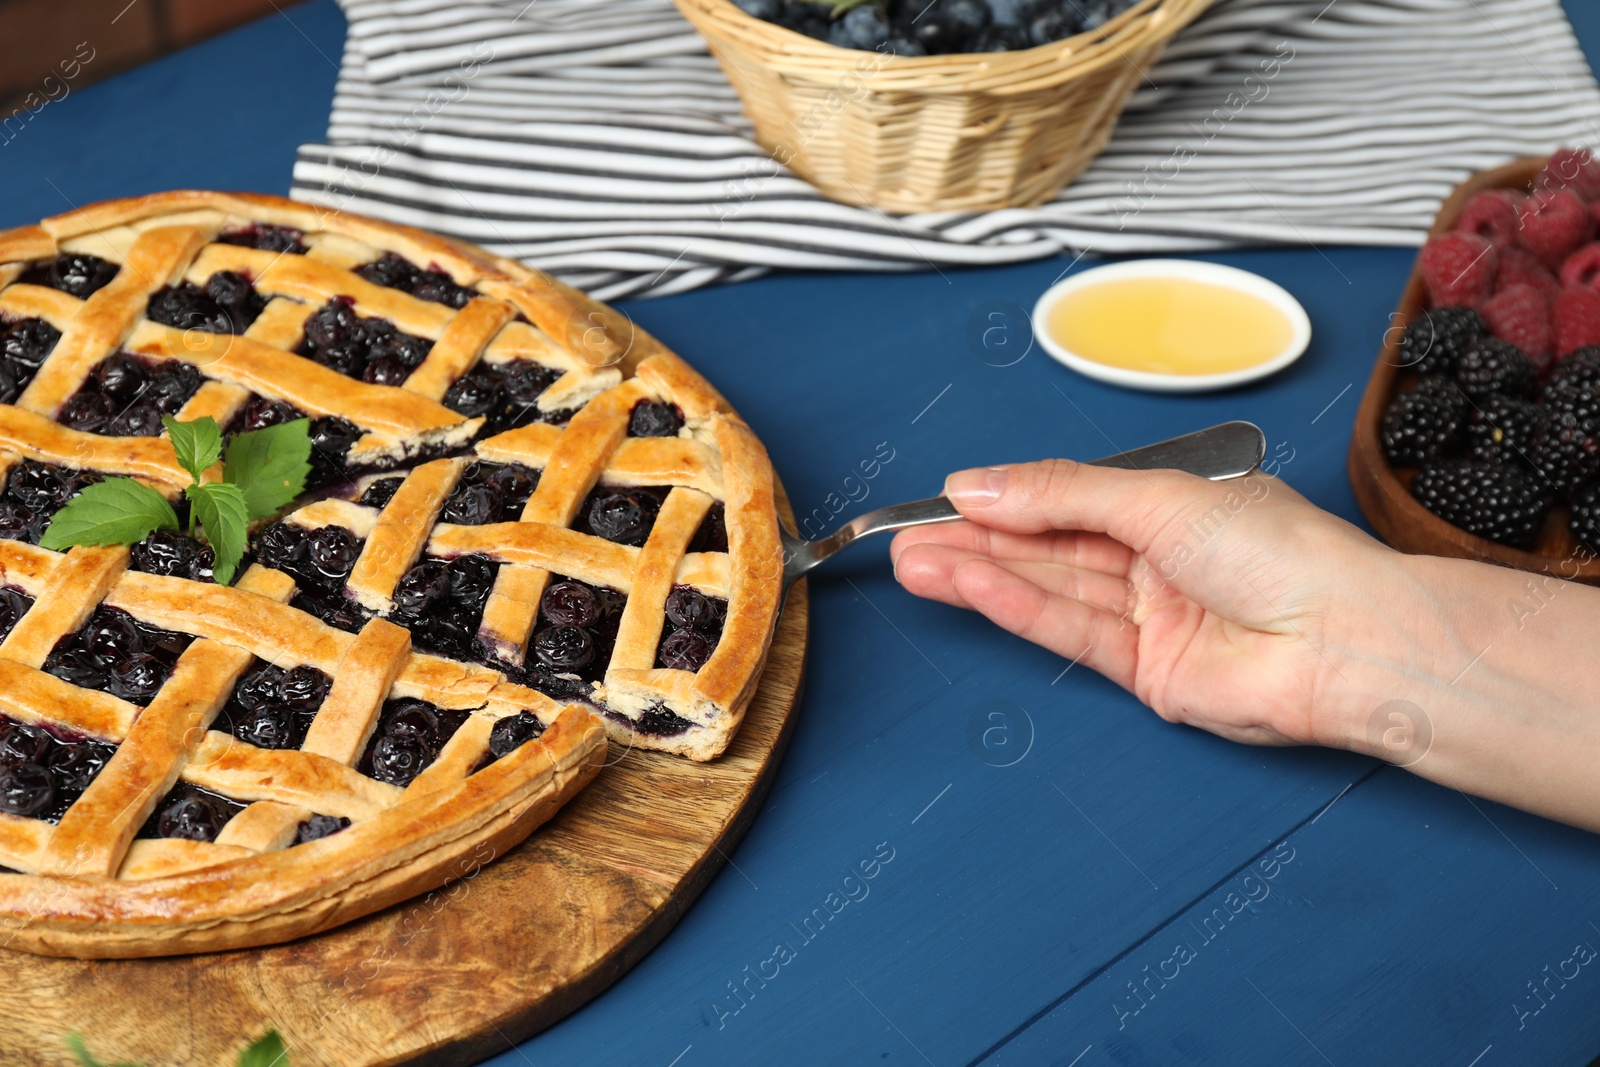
1410;458;1551;547
1494;246;1561;303
1394;306;1486;376
1517;189;1589;268
1457;189;1523;247
1537;147;1600;202
1481;283;1552;364
1381;380;1467;466
1560;242;1600;290
1554;287;1600;356
1456;337;1537;399
1420;232;1497;308
1465;393;1546;467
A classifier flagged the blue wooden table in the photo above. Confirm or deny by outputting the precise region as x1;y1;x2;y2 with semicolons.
6;4;1600;1064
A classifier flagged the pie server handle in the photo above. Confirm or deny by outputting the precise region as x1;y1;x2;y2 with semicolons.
779;420;1266;589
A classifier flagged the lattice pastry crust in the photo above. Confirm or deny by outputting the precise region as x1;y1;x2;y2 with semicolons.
276;351;783;761
0;540;604;958
0;190;632;486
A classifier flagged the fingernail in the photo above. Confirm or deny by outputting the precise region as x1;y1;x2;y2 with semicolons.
945;466;1006;505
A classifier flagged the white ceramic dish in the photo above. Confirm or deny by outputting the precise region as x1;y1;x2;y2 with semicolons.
1031;259;1313;393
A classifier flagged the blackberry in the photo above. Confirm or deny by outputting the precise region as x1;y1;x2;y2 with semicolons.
1542;376;1600;427
1398;307;1487;377
1381;381;1467;465
1529;412;1600;496
1549;346;1600;390
1464;394;1546;467
1570;480;1600;552
1410;459;1551;548
1456;338;1537;399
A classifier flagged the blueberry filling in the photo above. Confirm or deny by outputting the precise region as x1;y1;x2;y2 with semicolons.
0;586;33;643
294;814;350;844
688;501;729;554
217;225;309;256
628;400;684;438
146;272;265;335
43;606;194;703
56;354;202;436
254;521;364;594
655;586;727;672
357;476;404;509
357;698;470;786
0;714;116;822
129;528;217;583
138;782;244;843
388;553;500;658
437;461;540;526
298;298;433;386
355;252;475;310
0;316;62;403
290;588;370;634
572;485;669;547
0;460;102;543
603;705;695;738
521;575;625;702
442;359;570;435
484;710;545;764
212;659;332;751
19;254;119;299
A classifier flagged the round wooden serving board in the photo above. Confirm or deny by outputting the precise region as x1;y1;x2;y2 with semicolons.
0;585;809;1066
1349;155;1600;582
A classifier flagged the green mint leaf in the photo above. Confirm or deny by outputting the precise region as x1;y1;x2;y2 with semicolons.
39;479;179;551
237;1030;289;1067
186;482;249;586
161;415;222;485
65;1033;146;1067
224;418;314;521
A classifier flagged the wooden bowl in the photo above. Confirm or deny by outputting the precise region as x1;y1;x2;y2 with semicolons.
1348;156;1600;582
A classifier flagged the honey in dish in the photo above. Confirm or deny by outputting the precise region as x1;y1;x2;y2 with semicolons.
1047;276;1294;376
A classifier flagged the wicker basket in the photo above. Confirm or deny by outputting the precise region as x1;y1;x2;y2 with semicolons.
674;0;1212;212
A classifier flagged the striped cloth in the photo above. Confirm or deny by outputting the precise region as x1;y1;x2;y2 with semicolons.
291;0;1600;299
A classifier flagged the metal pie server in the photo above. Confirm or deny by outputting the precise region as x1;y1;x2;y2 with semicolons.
780;419;1267;592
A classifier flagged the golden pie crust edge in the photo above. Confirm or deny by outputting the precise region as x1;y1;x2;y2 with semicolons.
0;707;605;958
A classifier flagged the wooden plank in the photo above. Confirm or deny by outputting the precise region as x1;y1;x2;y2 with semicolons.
981;768;1600;1066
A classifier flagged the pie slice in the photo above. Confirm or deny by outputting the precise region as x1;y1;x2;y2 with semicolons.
266;351;782;761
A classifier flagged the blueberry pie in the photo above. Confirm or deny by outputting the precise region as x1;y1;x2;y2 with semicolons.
0;193;784;955
268;352;783;761
0;540;604;957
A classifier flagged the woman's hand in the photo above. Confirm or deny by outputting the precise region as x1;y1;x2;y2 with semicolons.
890;459;1600;831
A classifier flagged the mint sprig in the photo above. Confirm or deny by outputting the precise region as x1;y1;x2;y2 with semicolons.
38;480;179;551
69;1028;289;1067
163;414;222;484
225;417;313;521
39;416;313;586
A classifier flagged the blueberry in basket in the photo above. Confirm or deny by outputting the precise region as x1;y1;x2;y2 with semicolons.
734;0;1140;54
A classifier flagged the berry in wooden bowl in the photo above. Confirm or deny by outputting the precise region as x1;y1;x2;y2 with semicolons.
1349;149;1600;581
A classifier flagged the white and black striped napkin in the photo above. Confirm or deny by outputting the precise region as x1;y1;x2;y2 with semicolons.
291;0;1600;299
